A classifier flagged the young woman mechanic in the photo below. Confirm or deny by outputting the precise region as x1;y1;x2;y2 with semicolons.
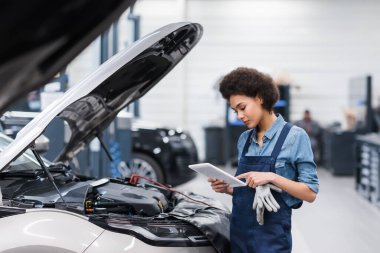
208;67;319;253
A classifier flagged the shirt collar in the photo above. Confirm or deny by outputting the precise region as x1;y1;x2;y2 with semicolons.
250;114;286;143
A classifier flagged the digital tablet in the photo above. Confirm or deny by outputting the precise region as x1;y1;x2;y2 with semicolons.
188;163;247;187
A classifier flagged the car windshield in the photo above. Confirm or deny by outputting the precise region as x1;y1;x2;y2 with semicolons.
0;133;50;172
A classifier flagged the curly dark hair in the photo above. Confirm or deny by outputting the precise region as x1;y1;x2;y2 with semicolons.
219;67;280;111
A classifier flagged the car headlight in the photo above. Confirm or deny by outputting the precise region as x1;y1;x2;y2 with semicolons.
90;215;210;247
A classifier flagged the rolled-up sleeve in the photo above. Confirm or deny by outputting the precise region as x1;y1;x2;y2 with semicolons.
291;128;320;193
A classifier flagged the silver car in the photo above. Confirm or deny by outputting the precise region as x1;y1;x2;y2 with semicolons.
0;4;230;252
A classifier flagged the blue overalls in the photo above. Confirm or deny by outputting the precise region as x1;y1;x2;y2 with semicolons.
230;123;293;253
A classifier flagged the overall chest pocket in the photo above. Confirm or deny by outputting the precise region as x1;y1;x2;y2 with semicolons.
275;160;297;181
275;160;286;174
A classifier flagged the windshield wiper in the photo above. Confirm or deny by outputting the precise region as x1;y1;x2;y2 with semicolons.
31;148;67;207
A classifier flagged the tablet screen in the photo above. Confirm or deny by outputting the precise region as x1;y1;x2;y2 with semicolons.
189;163;246;187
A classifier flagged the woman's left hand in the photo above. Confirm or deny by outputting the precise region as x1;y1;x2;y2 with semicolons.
236;172;276;188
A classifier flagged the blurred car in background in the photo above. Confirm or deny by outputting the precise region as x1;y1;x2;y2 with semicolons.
130;119;198;186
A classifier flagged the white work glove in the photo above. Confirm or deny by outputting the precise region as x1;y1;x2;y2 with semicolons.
253;184;282;225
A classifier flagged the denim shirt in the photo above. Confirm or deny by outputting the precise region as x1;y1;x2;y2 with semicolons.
237;114;320;208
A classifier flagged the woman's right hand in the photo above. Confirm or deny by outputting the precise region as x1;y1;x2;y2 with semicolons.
208;177;233;195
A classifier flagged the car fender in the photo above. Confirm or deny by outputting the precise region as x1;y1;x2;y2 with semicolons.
0;208;104;252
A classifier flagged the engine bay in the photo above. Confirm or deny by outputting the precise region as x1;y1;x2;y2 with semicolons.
0;167;231;252
0;169;174;217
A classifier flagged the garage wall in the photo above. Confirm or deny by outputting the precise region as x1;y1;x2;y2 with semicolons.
68;0;380;161
66;39;100;87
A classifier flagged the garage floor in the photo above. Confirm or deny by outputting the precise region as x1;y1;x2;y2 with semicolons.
175;167;380;253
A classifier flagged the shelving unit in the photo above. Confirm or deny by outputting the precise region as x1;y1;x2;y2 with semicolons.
355;133;380;207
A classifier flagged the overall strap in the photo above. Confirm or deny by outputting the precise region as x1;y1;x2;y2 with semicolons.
242;129;255;156
271;123;293;160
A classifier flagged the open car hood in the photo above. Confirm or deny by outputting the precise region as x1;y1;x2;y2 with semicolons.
0;0;136;115
0;22;203;171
